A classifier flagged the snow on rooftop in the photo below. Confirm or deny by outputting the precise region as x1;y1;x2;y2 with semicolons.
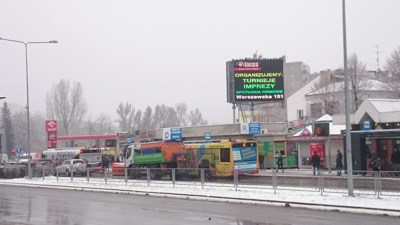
329;123;345;135
316;114;332;122
293;114;344;136
369;98;400;113
293;125;312;136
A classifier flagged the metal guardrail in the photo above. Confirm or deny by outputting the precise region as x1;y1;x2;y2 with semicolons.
30;167;400;199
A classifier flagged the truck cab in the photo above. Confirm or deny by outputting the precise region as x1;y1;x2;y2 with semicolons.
111;143;141;176
124;143;141;167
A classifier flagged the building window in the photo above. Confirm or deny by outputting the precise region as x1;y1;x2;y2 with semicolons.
325;101;340;115
297;109;304;120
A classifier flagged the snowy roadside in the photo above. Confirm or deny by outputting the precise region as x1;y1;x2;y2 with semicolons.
1;176;400;217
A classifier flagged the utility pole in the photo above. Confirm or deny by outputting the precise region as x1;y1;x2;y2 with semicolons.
342;0;354;196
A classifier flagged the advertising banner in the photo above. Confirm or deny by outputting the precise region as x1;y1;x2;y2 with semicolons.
228;59;284;102
163;127;182;141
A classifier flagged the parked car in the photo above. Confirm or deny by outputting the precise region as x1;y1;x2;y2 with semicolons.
55;159;87;176
33;160;55;177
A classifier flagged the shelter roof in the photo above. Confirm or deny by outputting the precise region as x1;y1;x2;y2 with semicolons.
354;99;400;123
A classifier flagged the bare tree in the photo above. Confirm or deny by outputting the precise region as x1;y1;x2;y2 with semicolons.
133;110;142;130
188;108;208;126
30;113;46;151
152;104;180;129
141;106;153;130
152;104;164;129
80;114;113;146
12;111;27;150
95;113;114;134
310;73;341;115
10;109;46;152
164;107;180;128
384;46;400;98
46;79;87;136
129;104;208;130
252;103;285;123
347;53;368;112
175;103;188;126
86;115;96;135
116;102;134;132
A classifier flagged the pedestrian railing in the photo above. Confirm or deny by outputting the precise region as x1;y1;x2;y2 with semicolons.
29;167;400;199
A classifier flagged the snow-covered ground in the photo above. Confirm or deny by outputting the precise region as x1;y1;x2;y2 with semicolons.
1;176;400;217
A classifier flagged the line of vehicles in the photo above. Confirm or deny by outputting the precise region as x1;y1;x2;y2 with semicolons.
42;147;103;176
1;138;259;179
112;139;258;179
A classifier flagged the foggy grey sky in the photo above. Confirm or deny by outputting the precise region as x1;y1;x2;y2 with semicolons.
1;0;399;125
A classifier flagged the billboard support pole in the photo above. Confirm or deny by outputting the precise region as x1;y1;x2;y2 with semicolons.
250;102;255;122
327;134;331;173
232;103;236;123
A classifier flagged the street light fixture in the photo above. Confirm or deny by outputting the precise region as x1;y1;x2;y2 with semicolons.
0;37;57;179
0;96;6;100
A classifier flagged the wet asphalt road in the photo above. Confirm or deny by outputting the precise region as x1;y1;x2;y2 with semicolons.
0;185;399;225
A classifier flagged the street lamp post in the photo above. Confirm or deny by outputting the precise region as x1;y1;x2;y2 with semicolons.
342;0;354;196
0;37;57;179
0;96;6;165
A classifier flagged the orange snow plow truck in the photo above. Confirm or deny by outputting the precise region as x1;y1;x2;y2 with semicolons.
112;141;188;178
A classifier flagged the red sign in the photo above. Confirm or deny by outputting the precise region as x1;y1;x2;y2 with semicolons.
46;120;57;132
47;132;57;148
310;143;325;166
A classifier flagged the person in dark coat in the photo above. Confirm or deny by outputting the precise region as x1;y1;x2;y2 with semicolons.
276;153;284;173
391;148;400;164
311;152;321;176
370;155;384;177
102;156;110;170
390;148;400;176
258;154;265;170
336;149;343;176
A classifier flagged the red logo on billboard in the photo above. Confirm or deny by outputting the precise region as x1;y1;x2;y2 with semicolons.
234;61;262;71
46;120;57;132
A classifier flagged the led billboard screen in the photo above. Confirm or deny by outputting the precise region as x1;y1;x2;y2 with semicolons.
313;122;330;137
227;59;284;103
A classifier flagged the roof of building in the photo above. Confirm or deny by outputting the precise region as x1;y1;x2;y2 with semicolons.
354;98;400;123
368;98;400;113
306;79;388;96
316;114;332;122
293;114;345;136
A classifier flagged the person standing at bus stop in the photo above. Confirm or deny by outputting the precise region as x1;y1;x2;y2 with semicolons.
336;149;343;176
258;154;265;170
311;152;321;176
276;153;284;173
